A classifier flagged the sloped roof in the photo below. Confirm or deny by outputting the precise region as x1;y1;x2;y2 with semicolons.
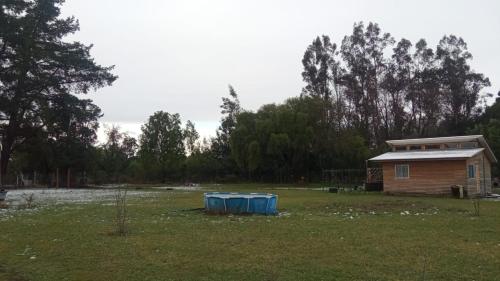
369;148;485;162
386;135;483;146
383;135;497;163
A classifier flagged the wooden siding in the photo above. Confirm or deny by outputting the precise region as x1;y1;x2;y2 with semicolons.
484;156;492;193
466;151;492;195
382;160;467;195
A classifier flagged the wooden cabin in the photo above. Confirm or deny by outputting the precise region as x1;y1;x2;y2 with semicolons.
369;135;497;196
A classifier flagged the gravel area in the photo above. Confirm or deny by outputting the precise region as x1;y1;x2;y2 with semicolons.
0;188;162;221
1;188;158;206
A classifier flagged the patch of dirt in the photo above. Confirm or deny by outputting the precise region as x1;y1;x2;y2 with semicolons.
151;186;203;191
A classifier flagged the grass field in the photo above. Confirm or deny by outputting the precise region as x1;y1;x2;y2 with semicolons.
1;185;499;281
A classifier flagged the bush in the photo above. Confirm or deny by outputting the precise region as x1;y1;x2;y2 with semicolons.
21;193;35;209
471;198;481;216
114;189;128;236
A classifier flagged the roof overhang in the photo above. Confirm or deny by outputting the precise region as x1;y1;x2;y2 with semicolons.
369;148;485;162
386;135;484;146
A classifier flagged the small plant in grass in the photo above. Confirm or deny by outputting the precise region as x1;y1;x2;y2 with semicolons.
114;188;128;236
471;197;480;216
21;193;35;209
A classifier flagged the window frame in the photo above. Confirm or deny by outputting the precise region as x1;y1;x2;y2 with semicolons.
424;144;440;150
461;142;478;149
467;164;476;179
395;164;410;179
443;143;459;149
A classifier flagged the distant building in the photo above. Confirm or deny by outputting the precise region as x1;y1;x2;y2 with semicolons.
369;135;497;196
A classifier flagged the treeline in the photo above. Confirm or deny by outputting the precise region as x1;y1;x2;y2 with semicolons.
301;22;490;144
89;88;241;184
0;0;498;185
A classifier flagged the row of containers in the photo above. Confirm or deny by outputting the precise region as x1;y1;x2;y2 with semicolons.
204;192;278;215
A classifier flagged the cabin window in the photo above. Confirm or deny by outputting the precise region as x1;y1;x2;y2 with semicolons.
462;142;478;149
394;146;407;151
395;164;409;179
409;145;421;151
425;144;440;150
467;164;476;179
443;143;459;149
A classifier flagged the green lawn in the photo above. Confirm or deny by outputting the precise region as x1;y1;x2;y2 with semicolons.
1;185;499;281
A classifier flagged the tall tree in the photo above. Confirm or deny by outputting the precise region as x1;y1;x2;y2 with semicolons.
301;35;337;101
183;120;199;155
340;22;394;146
436;35;490;134
406;39;441;137
301;36;345;171
380;38;412;138
0;0;117;181
8;93;101;185
139;111;185;182
212;85;240;176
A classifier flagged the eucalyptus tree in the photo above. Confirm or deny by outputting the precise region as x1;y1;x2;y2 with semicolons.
436;35;490;134
301;36;345;171
301;35;337;101
340;22;395;146
380;38;413;139
405;39;441;137
212;85;241;176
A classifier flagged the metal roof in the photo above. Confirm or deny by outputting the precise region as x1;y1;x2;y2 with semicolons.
386;135;484;146
369;148;485;162
384;135;497;163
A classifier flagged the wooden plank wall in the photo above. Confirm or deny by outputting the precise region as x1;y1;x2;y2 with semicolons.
382;160;467;195
484;156;492;193
466;152;492;195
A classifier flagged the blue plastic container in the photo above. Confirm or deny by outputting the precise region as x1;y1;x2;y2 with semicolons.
204;192;278;215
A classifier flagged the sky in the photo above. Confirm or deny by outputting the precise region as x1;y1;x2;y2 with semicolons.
60;0;500;142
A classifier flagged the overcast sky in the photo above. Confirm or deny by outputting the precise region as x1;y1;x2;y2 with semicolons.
61;0;500;142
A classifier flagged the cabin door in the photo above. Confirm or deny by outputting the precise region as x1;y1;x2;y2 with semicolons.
468;163;481;195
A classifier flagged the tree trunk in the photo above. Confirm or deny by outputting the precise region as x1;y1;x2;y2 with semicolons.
1;104;25;185
0;138;14;185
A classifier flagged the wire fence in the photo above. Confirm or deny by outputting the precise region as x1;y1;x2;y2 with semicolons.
322;168;383;191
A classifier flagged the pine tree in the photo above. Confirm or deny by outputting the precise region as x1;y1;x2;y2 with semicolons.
0;0;117;181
